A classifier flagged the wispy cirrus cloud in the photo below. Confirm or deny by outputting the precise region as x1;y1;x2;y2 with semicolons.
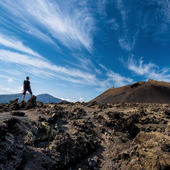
0;74;17;84
95;71;133;91
116;0;139;51
0;86;22;94
0;74;11;79
124;56;170;82
96;63;133;91
0;33;43;59
106;70;133;87
99;64;108;71
66;53;95;71
8;78;14;83
0;50;98;86
0;0;96;51
115;0;170;51
106;18;119;30
118;30;139;52
141;0;170;40
95;69;102;75
96;0;108;17
126;57;157;75
0;49;133;91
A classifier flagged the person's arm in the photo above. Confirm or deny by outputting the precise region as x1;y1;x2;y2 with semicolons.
23;82;25;90
29;82;31;89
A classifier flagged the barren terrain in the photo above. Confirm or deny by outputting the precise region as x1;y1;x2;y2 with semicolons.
92;79;170;103
1;97;170;170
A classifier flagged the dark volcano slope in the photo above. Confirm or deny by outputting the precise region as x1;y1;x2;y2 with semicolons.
91;79;170;103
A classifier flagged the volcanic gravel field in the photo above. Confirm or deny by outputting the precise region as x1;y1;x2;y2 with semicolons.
1;97;170;170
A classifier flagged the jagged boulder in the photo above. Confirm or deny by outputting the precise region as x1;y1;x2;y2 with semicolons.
9;98;19;110
10;111;25;116
25;95;37;109
19;100;26;109
0;121;7;140
0;133;25;170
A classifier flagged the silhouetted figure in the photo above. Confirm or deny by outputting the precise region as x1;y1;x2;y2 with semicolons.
22;76;33;101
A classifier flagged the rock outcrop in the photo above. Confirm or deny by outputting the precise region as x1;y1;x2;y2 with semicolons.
0;95;37;112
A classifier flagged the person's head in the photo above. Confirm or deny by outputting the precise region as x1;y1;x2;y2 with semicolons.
26;76;29;81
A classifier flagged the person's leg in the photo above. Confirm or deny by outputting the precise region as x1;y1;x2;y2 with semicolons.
23;90;26;101
28;89;33;98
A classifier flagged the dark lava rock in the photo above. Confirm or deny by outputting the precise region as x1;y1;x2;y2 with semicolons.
131;82;141;88
26;95;37;109
0;122;7;140
47;116;55;124
106;111;124;119
9;98;19;110
37;102;44;107
0;133;25;170
3;101;170;170
161;143;170;152
98;103;110;109
46;130;99;169
4;117;20;129
67;108;87;120
105;112;140;139
39;116;47;122
19;100;26;109
165;110;170;116
73;108;87;116
10;111;25;116
53;105;64;111
86;101;98;107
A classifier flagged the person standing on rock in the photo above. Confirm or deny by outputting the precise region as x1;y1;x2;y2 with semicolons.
22;76;33;101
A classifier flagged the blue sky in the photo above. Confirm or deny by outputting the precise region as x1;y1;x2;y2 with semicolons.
0;0;170;102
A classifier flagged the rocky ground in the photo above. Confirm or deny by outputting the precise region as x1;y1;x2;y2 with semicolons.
1;97;170;170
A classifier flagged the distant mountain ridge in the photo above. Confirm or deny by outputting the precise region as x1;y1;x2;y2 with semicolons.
36;94;62;103
0;93;64;103
91;79;170;103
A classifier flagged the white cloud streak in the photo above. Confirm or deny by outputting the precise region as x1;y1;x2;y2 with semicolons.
95;69;102;75
66;54;95;71
96;0;108;17
116;0;139;51
126;57;157;75
116;0;170;50
0;50;98;86
125;57;170;82
0;86;22;94
0;49;133;91
0;0;96;51
138;0;170;39
0;33;43;59
0;74;10;79
106;70;133;87
8;78;14;83
118;31;139;52
97;63;134;91
106;18;119;30
99;64;108;71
